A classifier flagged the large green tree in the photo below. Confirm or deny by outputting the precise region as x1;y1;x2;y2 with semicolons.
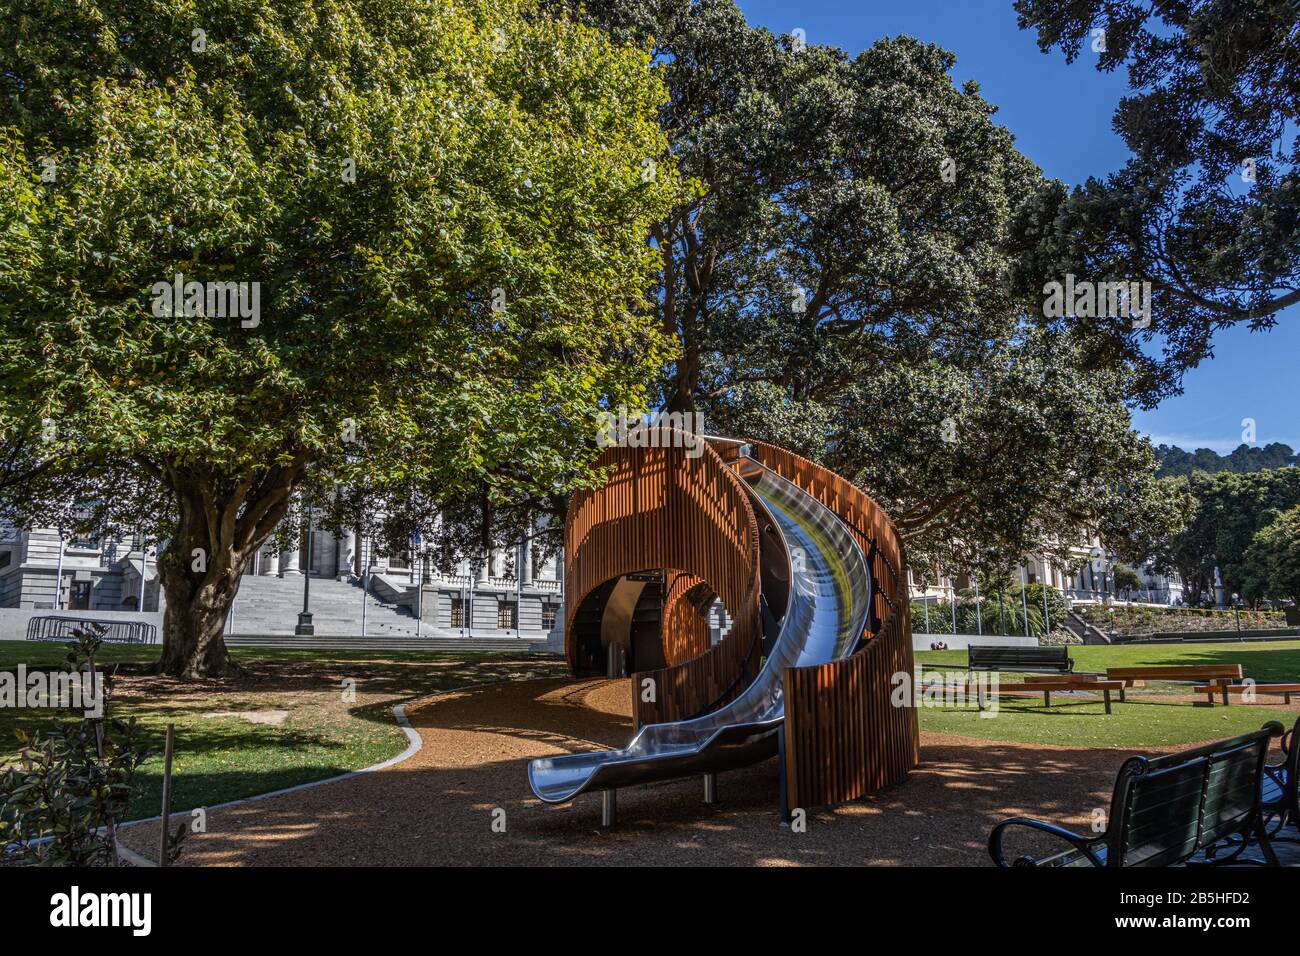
567;0;1180;575
1013;0;1300;402
1241;505;1300;605
1148;468;1300;603
0;0;681;676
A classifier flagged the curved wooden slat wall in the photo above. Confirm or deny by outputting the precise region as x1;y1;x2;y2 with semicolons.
741;441;919;809
564;433;762;724
662;571;713;666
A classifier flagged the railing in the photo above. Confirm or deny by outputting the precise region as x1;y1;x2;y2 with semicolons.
26;616;159;645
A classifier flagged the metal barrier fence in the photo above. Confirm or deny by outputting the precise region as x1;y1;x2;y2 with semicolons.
25;615;159;645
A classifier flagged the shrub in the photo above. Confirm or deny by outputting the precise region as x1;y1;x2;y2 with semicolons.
0;627;183;866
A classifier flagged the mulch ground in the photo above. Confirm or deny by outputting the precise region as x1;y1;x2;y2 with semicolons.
115;677;1288;867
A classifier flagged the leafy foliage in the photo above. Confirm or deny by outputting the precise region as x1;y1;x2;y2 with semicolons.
566;0;1180;578
1147;468;1300;604
1241;504;1300;604
0;628;180;866
0;0;683;675
1013;0;1300;402
1154;441;1298;477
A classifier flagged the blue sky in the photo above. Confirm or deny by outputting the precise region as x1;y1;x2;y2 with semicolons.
737;0;1299;453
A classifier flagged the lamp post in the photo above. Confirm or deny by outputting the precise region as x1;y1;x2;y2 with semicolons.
295;509;314;636
1233;592;1243;641
1020;566;1030;638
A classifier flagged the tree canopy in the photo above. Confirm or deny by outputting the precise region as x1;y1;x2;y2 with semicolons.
1154;441;1298;477
563;0;1182;578
1241;504;1300;605
1013;0;1300;403
0;0;683;675
1148;468;1300;604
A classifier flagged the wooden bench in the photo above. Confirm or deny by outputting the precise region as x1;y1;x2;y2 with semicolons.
984;678;1126;714
968;645;1073;674
1104;664;1243;702
989;721;1286;867
1193;682;1300;707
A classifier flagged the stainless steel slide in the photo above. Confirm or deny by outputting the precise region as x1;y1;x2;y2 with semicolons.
527;449;872;804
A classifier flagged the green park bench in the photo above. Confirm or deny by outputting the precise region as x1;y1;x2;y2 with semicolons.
988;722;1285;867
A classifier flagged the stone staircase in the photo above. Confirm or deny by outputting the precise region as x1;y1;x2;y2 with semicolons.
225;574;420;638
222;574;560;653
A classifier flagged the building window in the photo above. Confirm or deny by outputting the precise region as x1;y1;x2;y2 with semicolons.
450;598;469;629
69;581;92;610
541;604;557;630
497;601;517;630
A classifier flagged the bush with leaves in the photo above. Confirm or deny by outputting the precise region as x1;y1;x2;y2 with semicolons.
0;627;181;866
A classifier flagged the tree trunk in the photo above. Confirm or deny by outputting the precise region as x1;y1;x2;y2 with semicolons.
156;541;245;679
144;456;304;678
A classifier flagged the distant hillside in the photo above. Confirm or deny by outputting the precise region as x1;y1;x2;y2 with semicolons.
1155;442;1298;477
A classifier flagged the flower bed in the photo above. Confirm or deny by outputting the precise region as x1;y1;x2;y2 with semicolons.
1076;604;1286;636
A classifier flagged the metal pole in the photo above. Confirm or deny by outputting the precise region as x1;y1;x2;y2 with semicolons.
1021;567;1030;638
601;789;617;828
950;582;957;635
360;562;368;638
703;773;717;805
53;531;64;610
974;576;982;635
924;597;930;634
295;512;314;635
158;724;175;867
138;536;148;610
1043;568;1052;635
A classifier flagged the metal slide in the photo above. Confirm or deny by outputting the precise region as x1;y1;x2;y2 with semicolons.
527;449;872;805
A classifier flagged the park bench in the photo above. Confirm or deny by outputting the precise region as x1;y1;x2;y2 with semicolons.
1104;664;1243;702
968;645;1073;675
989;721;1286;867
1193;682;1300;707
1001;677;1126;714
1262;717;1299;842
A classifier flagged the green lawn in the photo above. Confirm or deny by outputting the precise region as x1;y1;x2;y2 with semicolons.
915;640;1300;748
917;640;1300;684
916;695;1291;748
0;642;565;821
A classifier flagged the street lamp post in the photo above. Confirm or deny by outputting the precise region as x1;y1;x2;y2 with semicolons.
1233;592;1243;641
295;510;314;636
1020;566;1030;638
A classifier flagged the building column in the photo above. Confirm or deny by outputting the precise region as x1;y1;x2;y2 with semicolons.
278;544;301;576
519;535;533;586
475;550;491;585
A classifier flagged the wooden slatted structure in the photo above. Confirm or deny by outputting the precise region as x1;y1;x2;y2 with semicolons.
564;433;917;810
564;433;762;724
742;441;919;811
661;571;713;666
